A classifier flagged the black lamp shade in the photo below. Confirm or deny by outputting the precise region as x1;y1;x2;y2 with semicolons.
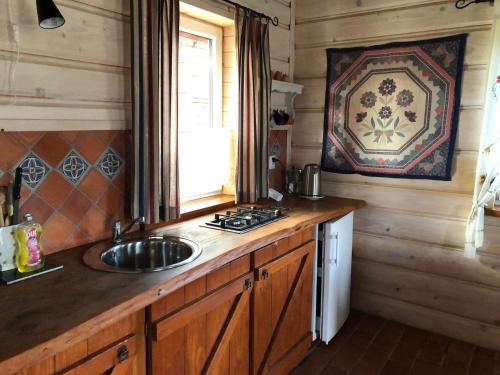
36;0;65;29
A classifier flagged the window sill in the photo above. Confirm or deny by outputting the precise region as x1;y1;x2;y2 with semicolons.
180;194;235;219
485;208;500;218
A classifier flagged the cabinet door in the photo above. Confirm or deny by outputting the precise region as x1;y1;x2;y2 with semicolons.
252;241;315;375
150;273;254;375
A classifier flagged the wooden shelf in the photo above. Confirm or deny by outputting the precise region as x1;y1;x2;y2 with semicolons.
485;208;500;218
272;80;304;94
270;125;293;131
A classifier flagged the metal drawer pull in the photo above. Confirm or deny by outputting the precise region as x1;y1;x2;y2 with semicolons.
117;345;129;363
262;269;269;280
244;278;252;290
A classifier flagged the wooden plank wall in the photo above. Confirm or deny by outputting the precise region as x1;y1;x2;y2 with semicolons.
293;0;500;349
0;0;294;132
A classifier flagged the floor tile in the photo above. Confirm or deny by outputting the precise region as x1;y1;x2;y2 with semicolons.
292;312;499;375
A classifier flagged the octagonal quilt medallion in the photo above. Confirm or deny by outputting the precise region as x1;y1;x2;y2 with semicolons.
321;35;467;180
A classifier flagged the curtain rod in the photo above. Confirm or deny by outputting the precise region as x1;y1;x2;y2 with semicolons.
216;0;280;26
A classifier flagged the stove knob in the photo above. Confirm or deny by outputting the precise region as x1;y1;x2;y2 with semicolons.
274;209;281;217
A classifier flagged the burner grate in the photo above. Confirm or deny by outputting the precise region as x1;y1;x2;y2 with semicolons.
201;206;288;233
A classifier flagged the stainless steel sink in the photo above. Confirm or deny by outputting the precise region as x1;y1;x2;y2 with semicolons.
83;235;202;273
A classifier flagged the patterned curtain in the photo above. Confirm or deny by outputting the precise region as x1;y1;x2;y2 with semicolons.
464;4;500;258
234;7;272;204
131;0;179;223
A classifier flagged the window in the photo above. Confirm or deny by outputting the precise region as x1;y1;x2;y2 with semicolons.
178;14;230;202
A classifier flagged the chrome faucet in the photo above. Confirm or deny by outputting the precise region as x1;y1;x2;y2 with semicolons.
112;217;145;243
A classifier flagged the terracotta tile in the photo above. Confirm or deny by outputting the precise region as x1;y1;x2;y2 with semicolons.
372;321;405;349
19;184;32;206
297;348;332;375
97;130;119;145
42;212;75;253
330;331;372;370
417;333;449;365
79;206;110;241
112;168;128;194
110;131;129;158
33;133;71;168
494;358;500;375
0;172;13;185
20;194;54;225
74;132;107;164
60;190;92;224
357;316;386;338
446;340;475;364
470;348;495;375
441;358;468;375
63;227;90;249
409;361;440;375
14;132;44;147
381;360;411;375
97;184;125;220
352;345;392;374
36;172;73;209
390;328;427;364
321;334;351;355
60;131;80;145
289;365;315;375
318;366;347;375
79;168;109;201
0;133;27;170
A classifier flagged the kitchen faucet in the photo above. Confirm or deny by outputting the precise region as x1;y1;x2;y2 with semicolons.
112;217;145;243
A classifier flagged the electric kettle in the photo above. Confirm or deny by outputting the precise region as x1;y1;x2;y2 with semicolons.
302;164;322;197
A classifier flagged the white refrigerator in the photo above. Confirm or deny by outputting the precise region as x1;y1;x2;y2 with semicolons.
313;212;354;344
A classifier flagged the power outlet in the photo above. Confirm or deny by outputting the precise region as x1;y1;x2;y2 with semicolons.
269;155;276;170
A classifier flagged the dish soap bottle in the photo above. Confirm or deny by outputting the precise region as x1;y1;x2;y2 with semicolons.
15;213;44;273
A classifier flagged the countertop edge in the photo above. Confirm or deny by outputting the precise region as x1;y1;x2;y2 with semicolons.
1;198;366;374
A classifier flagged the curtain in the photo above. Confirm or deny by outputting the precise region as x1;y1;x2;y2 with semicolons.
234;7;272;204
131;0;180;223
464;3;500;258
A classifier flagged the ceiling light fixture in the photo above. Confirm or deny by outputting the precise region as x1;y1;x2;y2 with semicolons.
455;0;494;9
36;0;65;29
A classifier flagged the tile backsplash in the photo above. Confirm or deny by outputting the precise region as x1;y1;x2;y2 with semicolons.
0;131;130;254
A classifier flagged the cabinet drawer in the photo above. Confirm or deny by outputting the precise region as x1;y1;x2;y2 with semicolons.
252;227;315;268
149;254;251;322
61;335;137;375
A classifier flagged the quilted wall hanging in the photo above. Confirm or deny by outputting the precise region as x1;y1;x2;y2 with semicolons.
321;34;467;180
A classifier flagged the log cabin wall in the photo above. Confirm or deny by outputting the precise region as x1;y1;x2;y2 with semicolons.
293;0;500;350
0;0;294;254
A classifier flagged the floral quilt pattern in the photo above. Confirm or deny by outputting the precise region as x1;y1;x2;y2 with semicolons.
321;35;467;180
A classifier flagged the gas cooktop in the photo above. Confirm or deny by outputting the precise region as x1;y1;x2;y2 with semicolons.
201;206;288;233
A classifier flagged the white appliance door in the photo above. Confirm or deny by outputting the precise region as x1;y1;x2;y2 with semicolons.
321;212;353;344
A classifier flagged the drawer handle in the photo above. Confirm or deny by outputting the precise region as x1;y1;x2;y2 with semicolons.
117;345;129;363
262;269;269;280
244;278;252;290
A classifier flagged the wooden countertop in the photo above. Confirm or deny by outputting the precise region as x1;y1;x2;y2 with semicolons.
0;196;365;374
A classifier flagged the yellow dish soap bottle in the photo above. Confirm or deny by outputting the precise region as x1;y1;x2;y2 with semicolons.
15;213;44;273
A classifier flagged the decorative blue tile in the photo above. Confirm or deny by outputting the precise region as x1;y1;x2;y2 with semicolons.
97;148;123;180
58;150;90;185
17;152;50;189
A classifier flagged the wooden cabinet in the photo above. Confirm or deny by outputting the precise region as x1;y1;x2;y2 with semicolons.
147;255;253;375
16;311;145;375
251;228;315;375
14;228;316;375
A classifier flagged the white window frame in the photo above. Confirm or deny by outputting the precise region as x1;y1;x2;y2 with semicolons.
179;14;223;131
178;15;225;202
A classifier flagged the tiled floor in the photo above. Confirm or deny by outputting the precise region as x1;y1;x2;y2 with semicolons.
291;310;500;375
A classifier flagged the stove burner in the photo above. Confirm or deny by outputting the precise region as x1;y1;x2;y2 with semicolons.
202;206;288;233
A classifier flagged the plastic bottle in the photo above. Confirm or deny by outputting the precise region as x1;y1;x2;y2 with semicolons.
15;213;44;273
